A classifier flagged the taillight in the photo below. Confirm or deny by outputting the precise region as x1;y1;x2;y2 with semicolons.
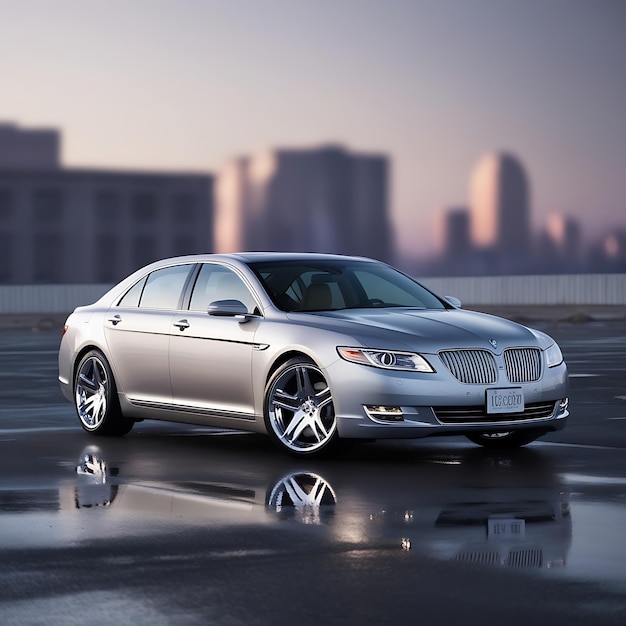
61;325;68;338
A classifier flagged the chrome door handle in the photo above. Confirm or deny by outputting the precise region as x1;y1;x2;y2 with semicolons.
174;319;190;331
108;314;122;326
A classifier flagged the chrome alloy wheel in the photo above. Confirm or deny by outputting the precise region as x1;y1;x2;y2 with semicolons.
265;359;337;455
75;354;111;430
74;350;133;436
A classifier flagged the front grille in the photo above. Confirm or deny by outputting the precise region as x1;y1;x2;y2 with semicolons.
438;349;497;384
504;348;541;382
440;347;542;384
433;401;557;425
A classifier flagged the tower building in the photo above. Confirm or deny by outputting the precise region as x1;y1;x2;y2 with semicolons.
215;145;392;262
469;152;531;265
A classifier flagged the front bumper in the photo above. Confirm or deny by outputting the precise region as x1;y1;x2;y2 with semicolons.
326;356;569;440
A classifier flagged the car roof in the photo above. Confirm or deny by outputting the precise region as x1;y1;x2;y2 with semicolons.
156;252;379;265
230;252;377;263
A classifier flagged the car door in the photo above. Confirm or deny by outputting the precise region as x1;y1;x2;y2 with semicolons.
104;263;195;407
169;263;260;421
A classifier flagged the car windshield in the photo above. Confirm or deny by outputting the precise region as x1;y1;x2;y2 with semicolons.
246;259;447;312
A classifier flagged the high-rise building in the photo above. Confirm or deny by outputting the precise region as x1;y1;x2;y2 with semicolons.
436;207;471;259
546;213;582;261
0;122;60;170
603;230;626;266
469;152;531;263
0;123;213;284
215;145;392;262
431;207;474;275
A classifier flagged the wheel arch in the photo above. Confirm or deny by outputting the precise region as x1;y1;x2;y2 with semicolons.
265;350;317;386
72;344;113;392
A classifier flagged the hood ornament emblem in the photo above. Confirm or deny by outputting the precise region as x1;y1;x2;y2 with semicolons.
489;339;498;349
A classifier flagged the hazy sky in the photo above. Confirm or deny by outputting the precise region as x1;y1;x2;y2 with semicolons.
2;0;625;258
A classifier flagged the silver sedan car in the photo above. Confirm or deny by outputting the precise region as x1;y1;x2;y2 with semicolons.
58;253;569;456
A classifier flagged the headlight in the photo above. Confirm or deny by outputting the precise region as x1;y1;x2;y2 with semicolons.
545;342;564;368
337;347;435;372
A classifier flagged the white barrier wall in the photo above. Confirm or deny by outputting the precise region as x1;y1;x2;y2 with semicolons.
0;274;625;314
422;274;626;306
0;284;113;314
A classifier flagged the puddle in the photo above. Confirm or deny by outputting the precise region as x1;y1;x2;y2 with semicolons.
1;442;625;594
545;502;626;591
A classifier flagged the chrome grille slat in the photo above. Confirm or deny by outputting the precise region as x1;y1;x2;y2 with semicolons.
507;549;543;568
504;348;541;383
456;552;501;566
439;349;497;384
440;347;542;384
455;550;544;569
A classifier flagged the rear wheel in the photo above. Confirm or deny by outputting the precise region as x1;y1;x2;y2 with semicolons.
466;429;545;449
74;350;134;436
264;357;338;456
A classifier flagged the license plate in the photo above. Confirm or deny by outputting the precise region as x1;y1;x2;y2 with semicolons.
488;517;526;539
486;387;524;414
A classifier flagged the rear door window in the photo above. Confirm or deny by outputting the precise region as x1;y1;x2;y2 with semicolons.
137;264;194;310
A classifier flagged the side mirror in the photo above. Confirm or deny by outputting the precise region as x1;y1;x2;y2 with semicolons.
444;296;462;308
208;299;249;318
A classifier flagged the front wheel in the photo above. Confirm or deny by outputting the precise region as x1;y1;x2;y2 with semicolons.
264;358;338;456
74;350;134;436
466;429;545;449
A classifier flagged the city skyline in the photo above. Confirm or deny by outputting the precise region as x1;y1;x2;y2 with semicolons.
1;122;623;285
429;145;626;276
1;1;625;259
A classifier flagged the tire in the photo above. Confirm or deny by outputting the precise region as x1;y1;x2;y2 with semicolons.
74;350;134;436
264;357;338;456
466;429;545;449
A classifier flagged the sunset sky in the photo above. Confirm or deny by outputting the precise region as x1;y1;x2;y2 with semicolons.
2;0;624;259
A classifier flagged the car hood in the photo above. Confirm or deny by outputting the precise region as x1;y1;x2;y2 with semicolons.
289;308;544;354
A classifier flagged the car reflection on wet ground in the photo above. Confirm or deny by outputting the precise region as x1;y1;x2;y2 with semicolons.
2;437;573;564
1;323;626;624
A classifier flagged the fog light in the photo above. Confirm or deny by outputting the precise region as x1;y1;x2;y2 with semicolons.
559;398;569;414
364;405;404;422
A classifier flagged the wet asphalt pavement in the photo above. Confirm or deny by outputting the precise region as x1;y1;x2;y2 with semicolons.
1;321;626;625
